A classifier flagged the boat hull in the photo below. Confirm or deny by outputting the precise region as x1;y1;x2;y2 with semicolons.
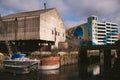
4;66;30;74
39;64;60;70
39;56;60;70
3;59;40;74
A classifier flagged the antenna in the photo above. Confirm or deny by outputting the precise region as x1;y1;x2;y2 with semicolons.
0;14;1;21
44;3;46;9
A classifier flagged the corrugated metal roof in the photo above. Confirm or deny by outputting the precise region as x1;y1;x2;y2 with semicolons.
2;8;55;19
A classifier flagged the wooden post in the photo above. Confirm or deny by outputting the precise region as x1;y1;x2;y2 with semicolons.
78;47;89;79
5;41;13;57
104;49;111;72
79;47;88;64
99;49;104;75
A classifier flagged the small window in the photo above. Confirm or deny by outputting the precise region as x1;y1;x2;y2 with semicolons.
55;31;57;35
52;30;54;34
63;34;64;37
58;32;60;36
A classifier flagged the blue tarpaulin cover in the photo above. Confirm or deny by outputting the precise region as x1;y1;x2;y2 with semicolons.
11;53;26;59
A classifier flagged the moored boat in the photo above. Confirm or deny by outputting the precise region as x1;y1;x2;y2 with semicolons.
39;56;60;70
3;53;40;74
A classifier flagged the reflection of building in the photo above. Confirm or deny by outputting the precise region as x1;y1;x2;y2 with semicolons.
67;15;118;45
0;8;66;52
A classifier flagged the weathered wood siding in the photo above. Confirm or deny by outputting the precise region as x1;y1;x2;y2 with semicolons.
0;16;40;41
0;8;66;48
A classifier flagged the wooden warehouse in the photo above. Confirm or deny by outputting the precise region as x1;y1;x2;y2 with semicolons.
0;8;66;53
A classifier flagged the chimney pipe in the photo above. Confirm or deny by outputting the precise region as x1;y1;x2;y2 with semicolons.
0;14;2;21
44;3;46;9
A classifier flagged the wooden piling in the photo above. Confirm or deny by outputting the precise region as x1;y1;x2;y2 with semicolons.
79;47;88;64
104;49;112;71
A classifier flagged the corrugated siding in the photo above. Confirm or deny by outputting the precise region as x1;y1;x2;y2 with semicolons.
0;16;40;41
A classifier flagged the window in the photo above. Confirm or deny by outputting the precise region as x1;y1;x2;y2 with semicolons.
55;31;57;35
106;23;110;25
52;30;54;34
58;32;60;36
63;34;64;37
98;24;105;26
98;31;105;33
111;24;117;26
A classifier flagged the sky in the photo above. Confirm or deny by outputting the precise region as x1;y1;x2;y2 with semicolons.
0;0;120;31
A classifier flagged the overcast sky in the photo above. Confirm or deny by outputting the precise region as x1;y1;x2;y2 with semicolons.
0;0;120;31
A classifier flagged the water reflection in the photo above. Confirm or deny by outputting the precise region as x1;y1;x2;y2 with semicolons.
0;62;120;80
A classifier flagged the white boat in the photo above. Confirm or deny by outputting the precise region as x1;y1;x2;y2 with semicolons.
3;53;40;74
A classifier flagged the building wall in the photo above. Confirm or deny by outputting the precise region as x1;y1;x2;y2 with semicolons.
0;16;40;41
89;16;118;45
40;9;66;48
68;15;118;46
106;22;118;44
0;8;66;48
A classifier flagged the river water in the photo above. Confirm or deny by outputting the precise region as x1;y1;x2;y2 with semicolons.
0;60;120;80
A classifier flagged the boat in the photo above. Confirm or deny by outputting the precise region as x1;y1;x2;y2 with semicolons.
3;53;40;74
39;56;60;70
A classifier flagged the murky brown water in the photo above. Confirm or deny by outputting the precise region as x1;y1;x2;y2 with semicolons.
0;58;120;80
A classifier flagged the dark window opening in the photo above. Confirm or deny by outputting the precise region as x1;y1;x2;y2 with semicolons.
52;30;54;34
98;24;105;26
58;32;60;36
